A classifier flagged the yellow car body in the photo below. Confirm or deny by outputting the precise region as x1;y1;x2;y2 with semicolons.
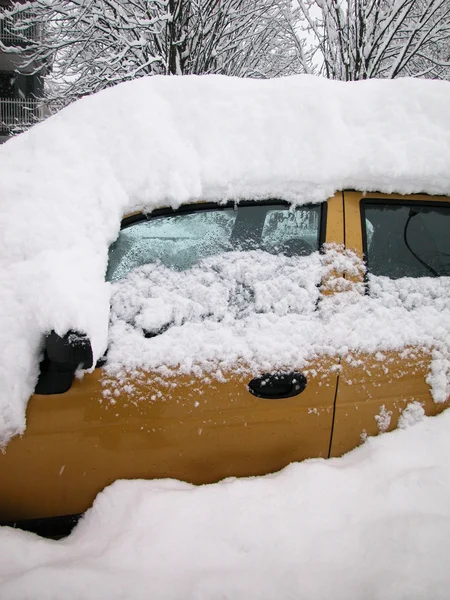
0;191;449;524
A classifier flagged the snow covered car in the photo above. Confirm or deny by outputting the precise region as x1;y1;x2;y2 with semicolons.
1;190;450;529
0;75;450;532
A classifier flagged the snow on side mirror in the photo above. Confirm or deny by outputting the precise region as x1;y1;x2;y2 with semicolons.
34;331;93;395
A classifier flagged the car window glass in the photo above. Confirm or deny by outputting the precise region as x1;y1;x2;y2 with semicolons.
106;204;322;282
363;202;450;278
107;209;236;281
261;207;321;256
365;218;374;249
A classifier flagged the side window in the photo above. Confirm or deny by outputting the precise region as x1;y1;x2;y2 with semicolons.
365;218;374;250
261;207;321;256
107;209;236;281
107;203;323;282
362;201;450;279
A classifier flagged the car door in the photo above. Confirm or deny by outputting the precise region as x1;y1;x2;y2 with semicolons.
330;191;450;457
0;195;344;522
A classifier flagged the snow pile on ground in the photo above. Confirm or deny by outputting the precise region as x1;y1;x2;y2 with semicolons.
1;74;450;444
104;247;450;403
0;408;449;600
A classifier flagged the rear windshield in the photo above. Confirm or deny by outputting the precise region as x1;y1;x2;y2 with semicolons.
362;201;450;279
107;203;322;282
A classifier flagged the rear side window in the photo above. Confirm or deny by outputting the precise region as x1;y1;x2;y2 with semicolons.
362;201;450;278
107;202;323;282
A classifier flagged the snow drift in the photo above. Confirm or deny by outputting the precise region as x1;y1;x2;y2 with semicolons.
1;408;450;599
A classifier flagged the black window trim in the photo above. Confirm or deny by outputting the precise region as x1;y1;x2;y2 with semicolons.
120;199;328;251
360;197;450;284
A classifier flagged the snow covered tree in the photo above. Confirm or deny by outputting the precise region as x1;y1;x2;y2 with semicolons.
290;0;450;80
0;0;304;108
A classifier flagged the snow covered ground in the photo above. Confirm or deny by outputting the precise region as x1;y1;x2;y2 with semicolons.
0;406;449;600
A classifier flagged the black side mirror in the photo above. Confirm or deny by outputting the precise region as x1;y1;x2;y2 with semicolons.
34;331;93;395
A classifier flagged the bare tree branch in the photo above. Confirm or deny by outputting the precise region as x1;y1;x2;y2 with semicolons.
1;0;306;110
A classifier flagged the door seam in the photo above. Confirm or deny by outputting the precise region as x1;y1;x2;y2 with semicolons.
327;370;340;458
328;191;346;458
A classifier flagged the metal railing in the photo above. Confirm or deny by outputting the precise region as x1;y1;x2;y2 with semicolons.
0;11;38;46
0;98;42;133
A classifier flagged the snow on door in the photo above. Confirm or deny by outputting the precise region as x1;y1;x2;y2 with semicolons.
0;197;345;521
330;192;450;457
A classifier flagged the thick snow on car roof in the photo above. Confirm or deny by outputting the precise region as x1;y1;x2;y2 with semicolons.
1;74;450;444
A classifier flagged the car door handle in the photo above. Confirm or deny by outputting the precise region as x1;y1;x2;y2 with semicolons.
248;372;307;399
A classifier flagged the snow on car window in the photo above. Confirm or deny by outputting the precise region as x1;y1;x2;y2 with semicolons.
104;246;450;406
107;210;237;281
105;250;324;383
106;204;322;282
368;274;450;311
261;208;320;252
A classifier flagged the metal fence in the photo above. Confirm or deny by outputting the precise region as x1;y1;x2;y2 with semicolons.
0;98;42;133
0;11;38;46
